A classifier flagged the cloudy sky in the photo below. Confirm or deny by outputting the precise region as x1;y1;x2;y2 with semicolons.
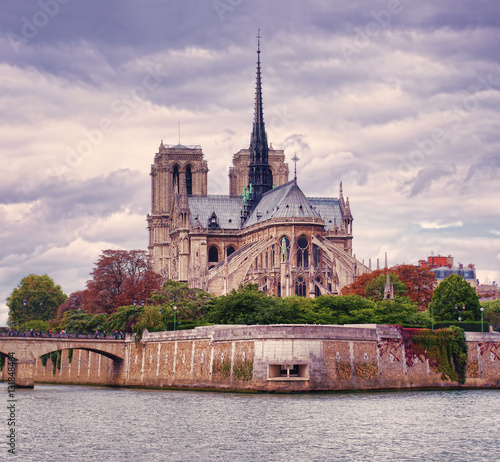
1;0;499;325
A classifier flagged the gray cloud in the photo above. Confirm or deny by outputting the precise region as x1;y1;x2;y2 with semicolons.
1;1;500;325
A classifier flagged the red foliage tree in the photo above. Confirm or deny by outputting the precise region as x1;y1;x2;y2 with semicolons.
341;265;436;310
57;290;85;319
392;264;437;310
84;250;163;314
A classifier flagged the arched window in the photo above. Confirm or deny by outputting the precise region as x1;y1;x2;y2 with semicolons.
208;246;219;263
314;277;322;297
313;244;321;267
261;277;268;293
279;236;290;262
226;246;235;257
295;277;306;297
277;282;281;297
297;236;309;267
185;165;192;195
173;165;180;194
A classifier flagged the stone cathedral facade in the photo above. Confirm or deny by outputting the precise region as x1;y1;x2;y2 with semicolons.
147;41;369;297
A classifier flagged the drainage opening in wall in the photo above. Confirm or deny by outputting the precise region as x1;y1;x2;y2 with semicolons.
268;364;308;381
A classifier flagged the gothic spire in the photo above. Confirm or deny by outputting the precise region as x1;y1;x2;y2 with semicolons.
247;30;273;207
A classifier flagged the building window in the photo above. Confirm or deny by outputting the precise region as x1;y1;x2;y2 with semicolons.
226;246;235;257
208;246;219;263
185;165;192;195
173;165;180;193
313;244;321;267
277;282;281;297
297;236;309;267
295;276;306;297
314;277;322;297
268;364;308;380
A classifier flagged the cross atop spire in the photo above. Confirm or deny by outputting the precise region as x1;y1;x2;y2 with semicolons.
291;153;300;182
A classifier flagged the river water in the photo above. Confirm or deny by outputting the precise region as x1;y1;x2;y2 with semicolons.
4;385;499;461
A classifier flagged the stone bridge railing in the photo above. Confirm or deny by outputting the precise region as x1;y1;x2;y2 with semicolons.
0;337;127;387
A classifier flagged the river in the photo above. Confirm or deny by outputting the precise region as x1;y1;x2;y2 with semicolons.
4;385;499;461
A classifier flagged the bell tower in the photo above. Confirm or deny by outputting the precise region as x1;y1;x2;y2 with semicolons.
147;142;208;277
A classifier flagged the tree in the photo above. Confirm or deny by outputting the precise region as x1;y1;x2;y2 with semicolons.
58;310;107;334
481;300;500;330
374;297;430;326
313;294;376;324
429;274;481;322
57;290;85;320
84;250;163;314
150;280;213;321
340;271;384;297
7;274;67;328
105;305;142;333
133;306;164;341
205;284;277;325
392;265;437;309
364;274;408;301
341;265;437;309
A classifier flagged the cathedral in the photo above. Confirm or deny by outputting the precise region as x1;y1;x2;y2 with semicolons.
147;38;370;298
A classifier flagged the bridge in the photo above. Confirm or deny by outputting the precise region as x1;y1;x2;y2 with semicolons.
0;337;127;387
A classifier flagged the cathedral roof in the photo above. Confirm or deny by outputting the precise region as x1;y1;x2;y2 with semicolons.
307;197;343;231
244;180;322;227
188;195;242;229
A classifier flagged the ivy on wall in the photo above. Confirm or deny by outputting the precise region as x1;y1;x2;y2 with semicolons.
354;362;378;380
213;359;231;380
400;326;468;384
336;362;352;380
68;348;73;364
0;354;4;372
233;359;253;381
40;351;62;375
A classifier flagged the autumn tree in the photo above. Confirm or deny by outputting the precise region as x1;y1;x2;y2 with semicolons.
7;274;67;328
364;274;408;301
57;290;85;320
341;265;437;309
84;250;163;314
392;264;437;309
340;270;384;297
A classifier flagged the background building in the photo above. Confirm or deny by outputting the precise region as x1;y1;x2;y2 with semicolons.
418;255;478;288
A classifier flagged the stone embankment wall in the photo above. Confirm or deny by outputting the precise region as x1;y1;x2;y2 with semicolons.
1;325;499;391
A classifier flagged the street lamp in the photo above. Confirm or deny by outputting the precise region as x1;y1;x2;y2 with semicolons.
455;303;465;322
23;298;27;333
173;306;178;331
480;307;484;333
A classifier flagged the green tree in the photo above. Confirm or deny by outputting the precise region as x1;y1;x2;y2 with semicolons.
7;274;67;328
58;310;107;334
312;294;376;324
429;274;481;322
374;297;431;326
205;284;277;325
150;280;213;322
105;305;142;333
364;274;408;301
133;306;164;341
481;300;500;330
